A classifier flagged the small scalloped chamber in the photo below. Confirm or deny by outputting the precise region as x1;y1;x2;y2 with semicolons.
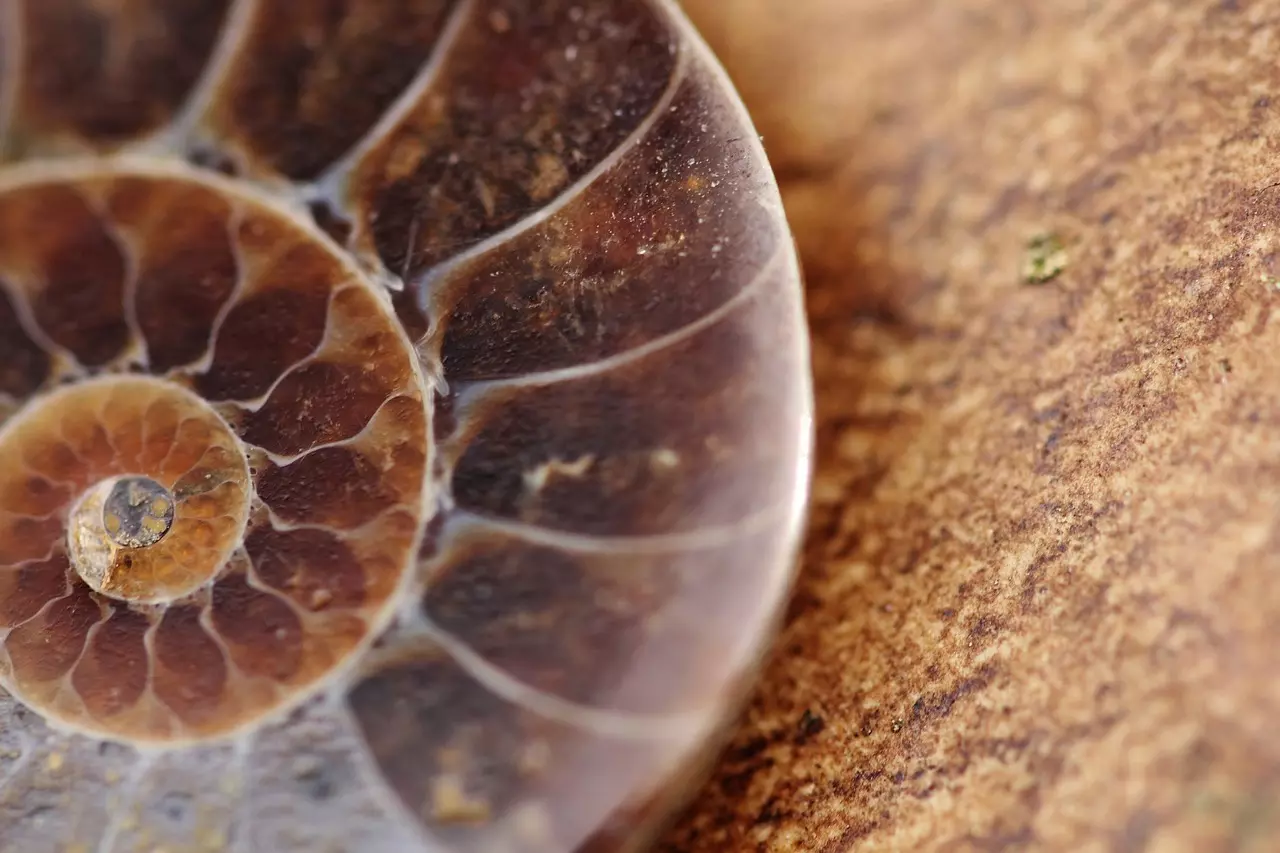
0;1;812;851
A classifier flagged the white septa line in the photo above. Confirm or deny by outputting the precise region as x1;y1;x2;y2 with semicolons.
255;496;411;542
312;698;459;853
433;241;783;504
441;501;789;558
0;276;86;382
0;503;66;524
132;0;261;158
239;380;421;470
190;565;300;706
51;606;110;723
407;40;692;322
653;0;816;642
174;282;342;415
0;542;64;581
306;0;479;209
83;185;151;371
177;196;251;377
131;504;436;763
401;617;704;742
0;568;72;641
438;620;704;741
452;239;786;406
234;541;371;654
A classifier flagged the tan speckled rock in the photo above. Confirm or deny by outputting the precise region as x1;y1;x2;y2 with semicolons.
660;1;1280;851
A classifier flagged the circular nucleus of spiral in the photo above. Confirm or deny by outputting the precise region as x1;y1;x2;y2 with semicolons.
0;1;812;852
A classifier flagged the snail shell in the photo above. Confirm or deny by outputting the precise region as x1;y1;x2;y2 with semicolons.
0;1;812;851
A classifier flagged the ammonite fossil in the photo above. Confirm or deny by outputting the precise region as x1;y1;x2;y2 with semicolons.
0;1;812;851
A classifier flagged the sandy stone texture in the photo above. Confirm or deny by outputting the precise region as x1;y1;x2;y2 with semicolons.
657;1;1280;851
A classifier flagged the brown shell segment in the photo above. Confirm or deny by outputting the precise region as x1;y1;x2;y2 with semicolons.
71;605;151;718
0;285;50;399
344;0;679;286
255;403;426;532
5;576;101;692
100;174;240;372
233;286;419;456
349;648;692;853
0;553;70;629
210;564;305;680
198;0;463;182
420;512;798;716
430;66;780;382
0;180;130;367
245;525;367;613
191;204;348;402
151;603;229;728
4;0;232;155
442;256;805;536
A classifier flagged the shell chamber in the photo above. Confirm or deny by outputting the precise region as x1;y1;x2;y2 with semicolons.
0;1;812;852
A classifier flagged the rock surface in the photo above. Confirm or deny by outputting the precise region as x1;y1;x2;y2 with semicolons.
659;1;1280;850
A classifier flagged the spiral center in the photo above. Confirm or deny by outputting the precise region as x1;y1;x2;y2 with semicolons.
101;475;175;548
5;375;260;606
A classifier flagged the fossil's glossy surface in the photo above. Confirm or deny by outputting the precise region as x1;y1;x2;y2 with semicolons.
0;2;812;851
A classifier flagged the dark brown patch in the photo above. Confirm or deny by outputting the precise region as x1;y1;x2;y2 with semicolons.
235;361;393;456
210;570;304;680
0;552;70;628
432;73;779;381
308;198;354;246
352;0;676;287
421;518;794;715
17;434;81;485
11;0;231;149
447;264;806;535
255;446;395;529
195;286;330;401
152;604;228;726
5;580;101;682
0;514;67;566
346;653;548;843
206;0;461;181
0;284;51;397
105;177;240;372
423;536;656;707
0;473;72;518
245;524;367;611
348;649;679;848
0;184;130;366
71;606;151;718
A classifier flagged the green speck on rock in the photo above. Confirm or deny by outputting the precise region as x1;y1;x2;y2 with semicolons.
1022;232;1068;284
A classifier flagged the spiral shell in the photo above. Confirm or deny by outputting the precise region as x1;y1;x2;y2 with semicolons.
0;1;812;851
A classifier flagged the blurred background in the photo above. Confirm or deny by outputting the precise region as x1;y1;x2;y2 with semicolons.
660;1;1280;851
